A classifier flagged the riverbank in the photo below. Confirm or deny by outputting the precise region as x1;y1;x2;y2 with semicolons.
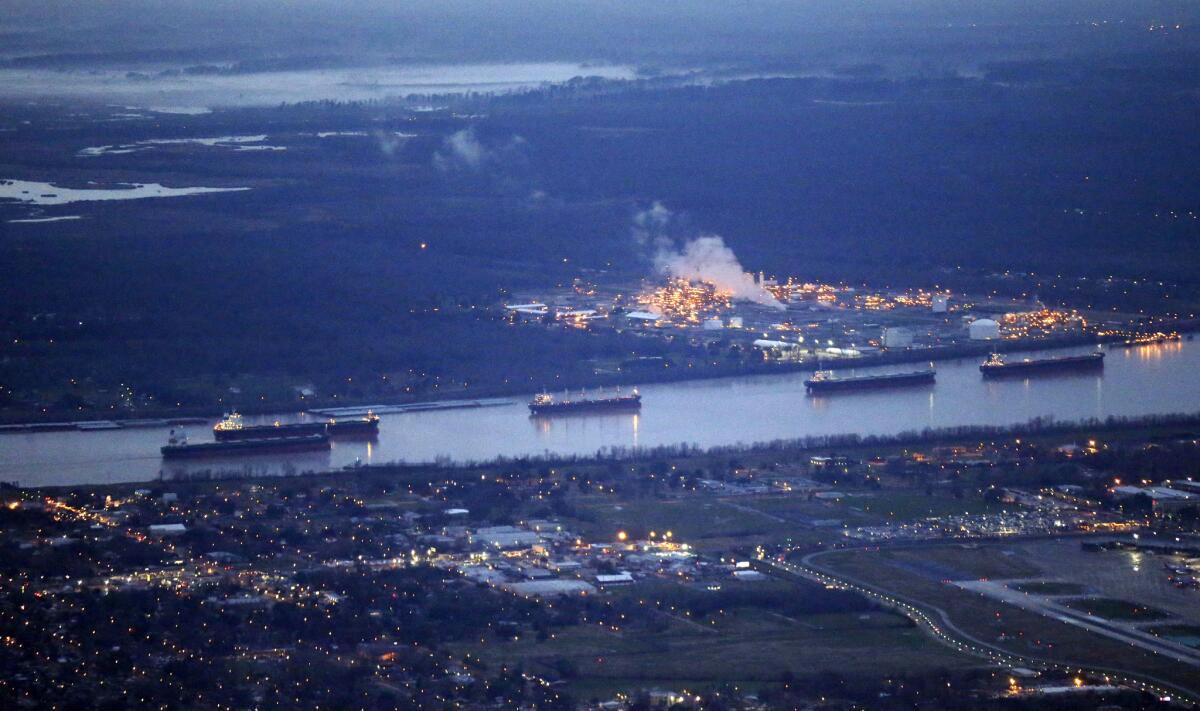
4;327;1191;429
26;410;1200;494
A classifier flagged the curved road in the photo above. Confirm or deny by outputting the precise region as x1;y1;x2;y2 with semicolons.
762;551;1200;707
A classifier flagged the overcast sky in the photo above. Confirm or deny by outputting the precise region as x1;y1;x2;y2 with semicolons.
4;1;1199;67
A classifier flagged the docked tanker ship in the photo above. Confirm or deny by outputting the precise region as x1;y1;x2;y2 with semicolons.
213;412;379;441
979;351;1104;378
529;389;641;415
804;369;936;393
161;429;330;459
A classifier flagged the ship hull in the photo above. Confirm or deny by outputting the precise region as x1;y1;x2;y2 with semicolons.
162;435;331;459
804;371;935;393
326;419;381;438
529;396;641;415
980;353;1104;378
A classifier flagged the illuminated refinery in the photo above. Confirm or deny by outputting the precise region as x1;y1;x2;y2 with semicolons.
504;268;1164;375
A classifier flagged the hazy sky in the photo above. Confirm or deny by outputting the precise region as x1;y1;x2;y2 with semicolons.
4;1;1199;66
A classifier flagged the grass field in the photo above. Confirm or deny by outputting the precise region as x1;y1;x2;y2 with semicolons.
1148;625;1200;650
571;497;791;543
738;494;877;525
1061;597;1171;621
850;492;1010;522
738;490;1008;530
1009;581;1086;596
455;606;972;697
849;545;1042;581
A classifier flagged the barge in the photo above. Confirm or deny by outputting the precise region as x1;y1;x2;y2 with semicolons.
980;351;1104;378
529;389;641;415
804;369;936;393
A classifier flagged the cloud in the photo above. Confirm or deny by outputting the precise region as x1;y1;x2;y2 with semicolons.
433;127;526;173
376;130;416;157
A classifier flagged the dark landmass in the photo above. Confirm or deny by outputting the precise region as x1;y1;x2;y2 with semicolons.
3;51;1198;420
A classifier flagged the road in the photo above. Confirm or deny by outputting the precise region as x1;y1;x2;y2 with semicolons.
955;579;1200;667
758;551;1200;707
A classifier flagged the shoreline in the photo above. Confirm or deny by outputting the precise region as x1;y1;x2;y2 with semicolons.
5;329;1191;431
22;410;1200;494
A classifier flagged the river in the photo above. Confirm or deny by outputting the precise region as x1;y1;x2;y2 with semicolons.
2;340;1198;488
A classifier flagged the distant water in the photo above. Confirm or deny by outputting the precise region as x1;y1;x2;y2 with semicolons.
0;62;637;110
2;341;1199;488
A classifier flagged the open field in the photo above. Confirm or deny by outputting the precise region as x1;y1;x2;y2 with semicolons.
1009;581;1086;596
571;497;792;544
838;544;1042;582
850;491;1010;522
738;494;879;527
1149;625;1200;650
454;605;973;697
1062;597;1172;622
568;489;1001;553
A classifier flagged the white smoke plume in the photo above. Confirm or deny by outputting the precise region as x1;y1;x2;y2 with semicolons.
633;202;784;310
433;127;527;173
376;130;415;157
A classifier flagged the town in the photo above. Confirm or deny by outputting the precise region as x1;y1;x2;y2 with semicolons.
4;414;1200;708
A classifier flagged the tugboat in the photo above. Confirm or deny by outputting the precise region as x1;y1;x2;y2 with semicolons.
528;388;641;415
804;368;936;393
161;428;330;459
979;351;1104;378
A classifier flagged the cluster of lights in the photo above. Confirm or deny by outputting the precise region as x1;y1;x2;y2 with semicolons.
1000;308;1086;338
768;279;846;304
636;278;733;324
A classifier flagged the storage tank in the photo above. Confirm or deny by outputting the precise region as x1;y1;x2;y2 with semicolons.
881;326;914;348
702;318;723;330
727;316;744;329
969;318;1001;340
931;294;949;313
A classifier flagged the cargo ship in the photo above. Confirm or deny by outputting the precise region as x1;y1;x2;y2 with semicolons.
161;429;331;459
529;389;641;415
979;351;1104;378
804;369;936;393
213;412;379;441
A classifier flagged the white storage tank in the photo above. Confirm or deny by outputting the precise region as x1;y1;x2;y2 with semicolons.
969;318;1001;340
931;294;949;313
881;326;914;348
702;318;723;330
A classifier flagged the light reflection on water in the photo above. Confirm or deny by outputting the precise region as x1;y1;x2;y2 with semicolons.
2;341;1199;487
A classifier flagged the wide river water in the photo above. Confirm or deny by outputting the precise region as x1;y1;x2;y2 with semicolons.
2;341;1197;488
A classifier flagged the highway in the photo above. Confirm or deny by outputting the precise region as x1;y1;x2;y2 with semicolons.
955;579;1200;667
759;551;1200;707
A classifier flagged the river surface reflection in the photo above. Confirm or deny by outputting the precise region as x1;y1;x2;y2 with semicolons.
2;341;1197;487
